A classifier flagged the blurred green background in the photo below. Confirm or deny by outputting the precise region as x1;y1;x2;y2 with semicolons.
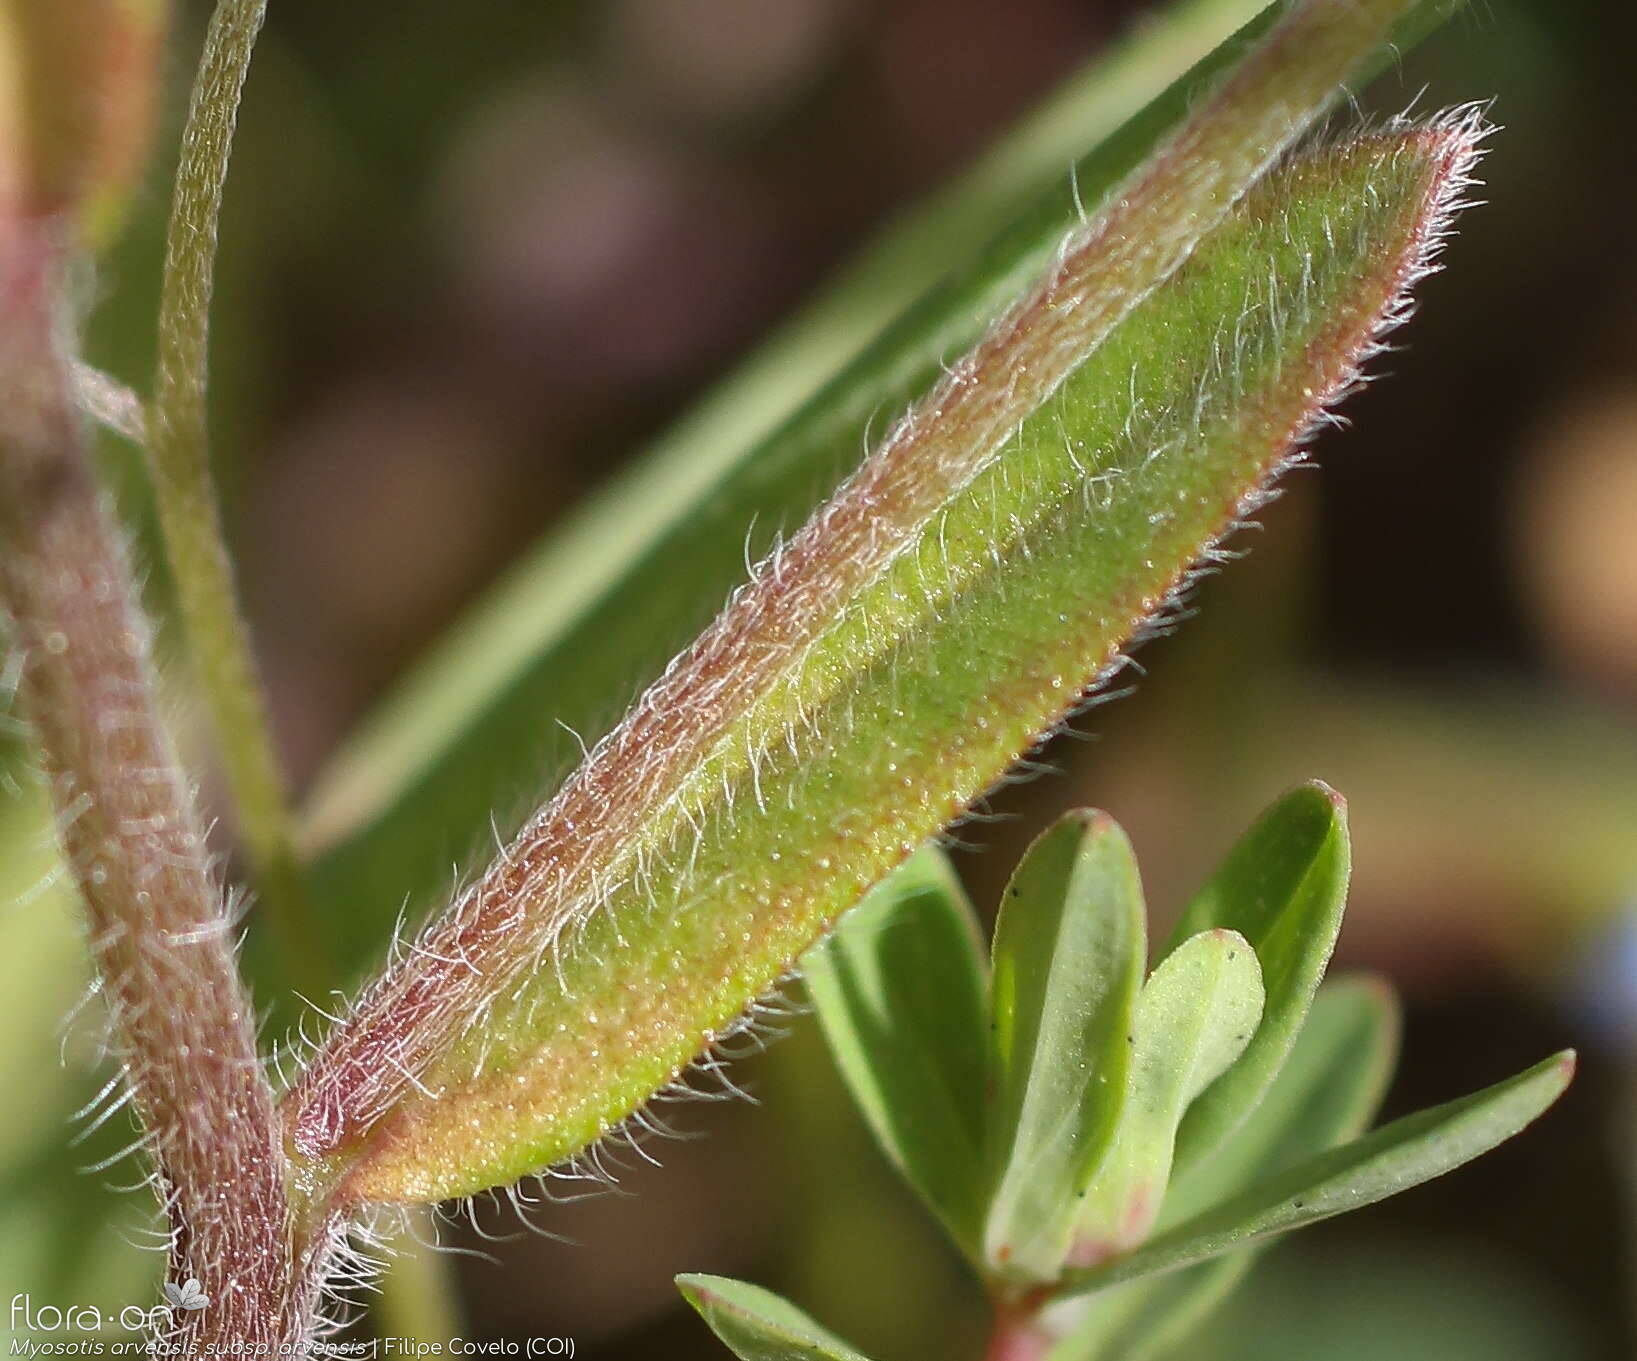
3;0;1635;1357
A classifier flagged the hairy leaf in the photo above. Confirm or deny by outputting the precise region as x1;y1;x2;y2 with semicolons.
284;125;1482;1204
300;0;1468;978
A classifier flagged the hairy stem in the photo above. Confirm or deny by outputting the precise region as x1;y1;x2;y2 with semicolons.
148;0;322;992
0;229;304;1344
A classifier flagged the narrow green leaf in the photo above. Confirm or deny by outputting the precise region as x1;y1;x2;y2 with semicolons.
301;0;1469;978
985;812;1146;1283
1059;1051;1575;1299
1045;1256;1256;1361
296;0;1276;941
1048;979;1396;1361
677;1275;875;1361
1074;930;1263;1265
802;847;989;1260
284;129;1482;1205
1160;975;1399;1228
1166;782;1351;1177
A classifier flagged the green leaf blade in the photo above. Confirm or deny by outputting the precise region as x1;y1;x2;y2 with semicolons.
1160;975;1400;1229
1167;781;1351;1176
286;126;1484;1204
1049;979;1397;1361
301;0;1469;980
1061;1051;1575;1299
985;812;1147;1283
802;847;989;1260
297;0;1283;939
1074;929;1263;1265
677;1275;876;1361
1045;1256;1257;1361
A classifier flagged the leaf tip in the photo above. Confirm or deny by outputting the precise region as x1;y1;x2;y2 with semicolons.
1204;926;1252;951
675;1273;712;1305
1302;778;1347;815
1070;807;1118;836
1084;808;1135;853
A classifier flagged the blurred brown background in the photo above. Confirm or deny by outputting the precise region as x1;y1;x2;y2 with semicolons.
77;0;1637;1356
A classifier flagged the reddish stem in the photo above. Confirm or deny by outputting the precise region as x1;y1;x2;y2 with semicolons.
985;1296;1055;1361
0;228;318;1344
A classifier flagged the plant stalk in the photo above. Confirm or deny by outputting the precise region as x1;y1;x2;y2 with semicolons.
0;227;304;1346
984;1300;1054;1361
148;0;324;995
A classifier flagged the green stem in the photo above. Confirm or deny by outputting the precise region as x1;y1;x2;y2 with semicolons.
148;0;323;992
